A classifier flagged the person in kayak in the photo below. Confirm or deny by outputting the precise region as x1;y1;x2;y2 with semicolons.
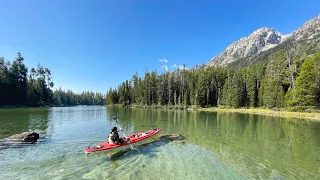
108;127;126;144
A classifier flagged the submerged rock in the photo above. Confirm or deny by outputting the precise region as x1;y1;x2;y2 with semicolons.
5;132;40;143
159;134;185;141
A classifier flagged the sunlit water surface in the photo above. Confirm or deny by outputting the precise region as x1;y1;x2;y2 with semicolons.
0;106;319;179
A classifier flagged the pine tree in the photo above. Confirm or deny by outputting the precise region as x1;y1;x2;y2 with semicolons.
9;52;28;105
293;52;320;107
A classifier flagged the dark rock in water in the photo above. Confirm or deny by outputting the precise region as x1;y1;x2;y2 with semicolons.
159;134;185;141
5;132;40;143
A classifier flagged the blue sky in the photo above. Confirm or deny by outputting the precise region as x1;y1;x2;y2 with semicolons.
0;0;319;93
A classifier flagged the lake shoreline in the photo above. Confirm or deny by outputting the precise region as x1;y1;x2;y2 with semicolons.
0;105;51;109
199;107;320;121
107;104;320;121
0;104;99;109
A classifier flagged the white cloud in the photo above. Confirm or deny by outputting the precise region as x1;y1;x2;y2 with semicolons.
159;59;168;63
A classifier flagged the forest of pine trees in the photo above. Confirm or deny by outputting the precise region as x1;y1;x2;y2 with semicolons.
0;52;104;107
2;51;319;109
106;51;320;110
53;89;105;106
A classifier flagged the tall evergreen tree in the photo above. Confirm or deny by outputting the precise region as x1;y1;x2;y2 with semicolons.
9;52;28;105
292;52;320;107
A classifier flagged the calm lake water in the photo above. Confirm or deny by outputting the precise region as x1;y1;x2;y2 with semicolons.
0;106;320;179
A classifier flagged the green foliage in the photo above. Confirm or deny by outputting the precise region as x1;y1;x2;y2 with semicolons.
316;56;320;107
263;79;285;108
221;70;248;108
0;52;104;107
293;52;320;107
1;45;310;109
108;50;320;110
247;68;258;107
284;88;295;107
53;89;105;106
258;78;265;107
8;52;28;105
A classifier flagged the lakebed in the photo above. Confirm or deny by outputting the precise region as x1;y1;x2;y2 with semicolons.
0;106;319;179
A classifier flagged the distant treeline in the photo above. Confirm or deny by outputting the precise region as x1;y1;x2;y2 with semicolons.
53;89;105;106
0;52;105;107
106;51;320;110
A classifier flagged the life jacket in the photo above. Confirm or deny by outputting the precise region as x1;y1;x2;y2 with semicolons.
110;131;119;141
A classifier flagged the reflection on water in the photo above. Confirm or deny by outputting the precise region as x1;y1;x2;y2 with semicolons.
0;106;319;179
0;108;50;140
107;107;320;179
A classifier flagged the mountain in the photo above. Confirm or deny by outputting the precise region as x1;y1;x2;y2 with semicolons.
207;14;320;67
290;14;320;43
207;28;290;67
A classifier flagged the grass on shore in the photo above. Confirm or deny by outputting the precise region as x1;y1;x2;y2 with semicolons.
107;104;320;121
199;107;320;121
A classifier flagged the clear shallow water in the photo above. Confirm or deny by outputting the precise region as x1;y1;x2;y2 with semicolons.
0;106;320;179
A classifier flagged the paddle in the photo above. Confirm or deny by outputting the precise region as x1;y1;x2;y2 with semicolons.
112;115;135;150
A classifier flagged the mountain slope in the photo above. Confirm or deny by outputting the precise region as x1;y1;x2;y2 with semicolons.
207;28;290;67
207;14;320;67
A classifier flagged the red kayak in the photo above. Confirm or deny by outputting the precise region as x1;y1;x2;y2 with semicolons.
85;128;162;154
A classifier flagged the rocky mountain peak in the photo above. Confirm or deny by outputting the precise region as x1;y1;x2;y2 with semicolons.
290;14;320;42
207;27;290;67
207;14;320;67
